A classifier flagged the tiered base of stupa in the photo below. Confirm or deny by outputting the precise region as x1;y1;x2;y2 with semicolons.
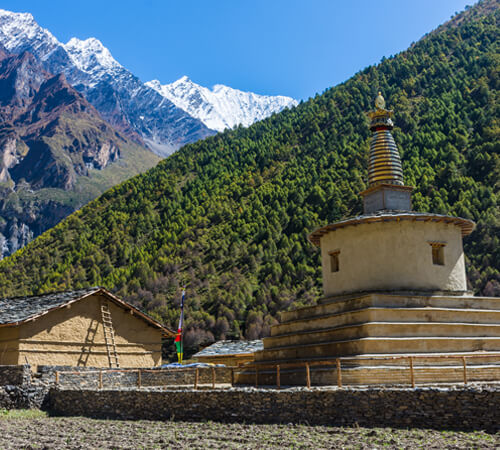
235;292;500;386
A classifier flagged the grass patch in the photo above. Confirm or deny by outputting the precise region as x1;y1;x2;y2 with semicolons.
0;409;48;419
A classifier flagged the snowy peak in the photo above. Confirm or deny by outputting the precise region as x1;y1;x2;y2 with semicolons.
0;9;121;79
0;9;59;57
64;37;122;74
146;77;298;132
146;79;163;91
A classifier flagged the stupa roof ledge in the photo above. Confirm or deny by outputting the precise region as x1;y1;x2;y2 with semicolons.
308;211;475;246
359;183;414;197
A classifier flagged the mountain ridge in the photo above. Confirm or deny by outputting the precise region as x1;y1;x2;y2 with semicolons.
0;8;297;156
146;77;297;132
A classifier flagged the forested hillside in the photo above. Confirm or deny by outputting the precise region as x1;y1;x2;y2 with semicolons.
0;1;498;355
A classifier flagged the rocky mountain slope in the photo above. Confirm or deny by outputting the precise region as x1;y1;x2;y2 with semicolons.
146;76;298;132
0;2;497;352
1;50;120;188
0;46;159;258
0;9;297;156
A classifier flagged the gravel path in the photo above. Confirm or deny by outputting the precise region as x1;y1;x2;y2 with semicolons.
0;413;498;449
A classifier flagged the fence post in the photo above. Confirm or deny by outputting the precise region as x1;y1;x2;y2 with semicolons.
255;367;259;388
137;370;142;388
55;371;59;386
409;357;415;388
336;359;342;387
276;365;280;390
462;356;467;385
194;368;199;390
99;371;103;390
231;368;234;386
306;363;311;389
211;367;216;389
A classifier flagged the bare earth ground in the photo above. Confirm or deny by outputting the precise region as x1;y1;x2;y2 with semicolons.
0;411;498;449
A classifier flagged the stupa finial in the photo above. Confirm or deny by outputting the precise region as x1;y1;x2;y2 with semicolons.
366;92;403;187
375;91;385;110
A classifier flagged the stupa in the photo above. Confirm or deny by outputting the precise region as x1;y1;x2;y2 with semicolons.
237;93;500;386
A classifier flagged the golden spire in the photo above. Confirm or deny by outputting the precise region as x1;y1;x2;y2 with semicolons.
367;93;404;187
375;91;385;110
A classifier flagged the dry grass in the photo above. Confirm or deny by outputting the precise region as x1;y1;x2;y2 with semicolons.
0;412;497;449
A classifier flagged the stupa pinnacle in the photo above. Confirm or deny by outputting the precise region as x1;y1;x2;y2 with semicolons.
360;93;413;214
367;92;404;186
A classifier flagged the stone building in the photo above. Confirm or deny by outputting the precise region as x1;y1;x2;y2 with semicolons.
193;340;263;366
237;93;500;386
0;287;174;369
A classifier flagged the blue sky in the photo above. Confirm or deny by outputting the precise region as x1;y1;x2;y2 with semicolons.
3;0;472;99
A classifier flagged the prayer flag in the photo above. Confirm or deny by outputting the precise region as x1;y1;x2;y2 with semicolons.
174;288;185;363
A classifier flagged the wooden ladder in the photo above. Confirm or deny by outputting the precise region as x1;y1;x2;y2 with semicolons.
101;301;120;368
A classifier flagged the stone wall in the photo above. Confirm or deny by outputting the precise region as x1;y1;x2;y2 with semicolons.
48;386;500;431
54;367;232;389
0;385;48;409
0;364;233;409
0;364;31;385
0;365;49;409
1;363;498;432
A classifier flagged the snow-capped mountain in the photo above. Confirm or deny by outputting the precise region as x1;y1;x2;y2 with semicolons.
0;8;212;156
0;9;298;155
64;37;122;80
0;9;59;58
146;76;298;132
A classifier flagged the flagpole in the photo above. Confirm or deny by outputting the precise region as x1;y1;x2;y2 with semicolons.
180;318;184;365
174;287;185;364
180;287;185;364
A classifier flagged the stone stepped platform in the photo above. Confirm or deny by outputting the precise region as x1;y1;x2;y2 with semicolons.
279;293;500;324
256;337;500;362
235;292;500;386
272;308;500;336
266;323;500;349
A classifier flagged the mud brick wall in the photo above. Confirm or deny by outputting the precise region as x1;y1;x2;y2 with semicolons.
49;386;500;432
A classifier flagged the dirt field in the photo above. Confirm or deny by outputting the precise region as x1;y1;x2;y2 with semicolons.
0;410;498;449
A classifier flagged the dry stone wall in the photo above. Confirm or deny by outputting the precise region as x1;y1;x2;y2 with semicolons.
48;386;500;431
0;365;31;385
0;364;232;409
56;367;232;389
0;365;47;409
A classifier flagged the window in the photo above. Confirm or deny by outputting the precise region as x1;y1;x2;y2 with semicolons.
329;250;340;272
429;242;445;266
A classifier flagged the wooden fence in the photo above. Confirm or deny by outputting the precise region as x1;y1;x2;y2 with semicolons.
235;353;500;389
53;353;500;390
54;366;236;390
